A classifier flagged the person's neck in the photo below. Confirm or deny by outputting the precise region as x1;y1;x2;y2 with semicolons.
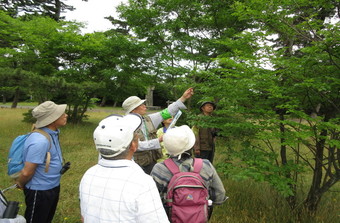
46;124;57;131
203;112;212;116
126;150;135;160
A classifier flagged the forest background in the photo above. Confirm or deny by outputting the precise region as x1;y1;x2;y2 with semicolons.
0;0;339;222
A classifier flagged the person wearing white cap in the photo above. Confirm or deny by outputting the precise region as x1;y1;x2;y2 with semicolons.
122;87;194;174
151;125;228;219
16;101;68;223
79;114;169;223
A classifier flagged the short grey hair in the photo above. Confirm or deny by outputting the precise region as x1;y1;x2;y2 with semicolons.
100;147;130;160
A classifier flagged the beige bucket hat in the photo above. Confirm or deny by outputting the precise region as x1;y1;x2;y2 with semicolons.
32;101;67;128
122;96;146;114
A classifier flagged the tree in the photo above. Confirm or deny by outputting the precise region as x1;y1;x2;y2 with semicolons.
0;0;75;21
0;11;35;105
114;0;251;94
191;0;339;220
0;68;33;107
0;7;157;122
0;12;74;104
79;31;153;107
0;10;100;122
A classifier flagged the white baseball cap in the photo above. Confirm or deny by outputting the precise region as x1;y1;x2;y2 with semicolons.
93;114;142;158
163;125;196;157
122;96;146;114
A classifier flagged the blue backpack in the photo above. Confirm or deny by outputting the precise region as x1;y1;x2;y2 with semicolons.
7;129;51;179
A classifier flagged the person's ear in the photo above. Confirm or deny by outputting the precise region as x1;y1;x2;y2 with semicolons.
130;138;138;153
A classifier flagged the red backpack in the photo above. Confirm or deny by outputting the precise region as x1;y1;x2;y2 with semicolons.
164;158;209;223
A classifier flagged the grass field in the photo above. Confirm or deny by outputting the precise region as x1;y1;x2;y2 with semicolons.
0;107;339;222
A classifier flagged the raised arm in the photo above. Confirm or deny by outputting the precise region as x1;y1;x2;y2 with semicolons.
179;87;194;103
149;87;194;128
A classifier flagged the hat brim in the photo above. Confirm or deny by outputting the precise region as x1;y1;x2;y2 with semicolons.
125;99;146;114
35;104;67;128
184;127;195;151
200;102;216;111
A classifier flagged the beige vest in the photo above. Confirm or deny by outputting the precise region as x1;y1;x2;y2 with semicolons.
134;116;163;166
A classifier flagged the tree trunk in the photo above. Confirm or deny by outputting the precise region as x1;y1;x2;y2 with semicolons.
79;97;90;123
303;128;327;215
54;0;61;21
2;95;6;104
11;88;19;108
70;105;78;124
146;86;155;107
100;96;107;107
279;113;297;209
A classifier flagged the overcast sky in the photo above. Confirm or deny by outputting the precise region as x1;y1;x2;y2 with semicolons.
61;0;127;33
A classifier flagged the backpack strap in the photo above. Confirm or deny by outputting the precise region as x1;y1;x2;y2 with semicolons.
0;190;8;206
192;158;203;174
164;158;180;175
32;129;52;173
164;158;204;174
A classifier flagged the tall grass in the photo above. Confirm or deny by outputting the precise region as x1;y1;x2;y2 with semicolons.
0;108;338;222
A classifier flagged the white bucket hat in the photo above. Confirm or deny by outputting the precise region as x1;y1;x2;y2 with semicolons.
122;96;146;114
163;125;196;157
32;101;67;128
93;114;142;158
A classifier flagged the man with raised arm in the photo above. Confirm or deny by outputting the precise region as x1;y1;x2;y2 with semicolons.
122;87;194;174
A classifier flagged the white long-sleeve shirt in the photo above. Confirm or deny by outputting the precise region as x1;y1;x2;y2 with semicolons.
137;99;186;151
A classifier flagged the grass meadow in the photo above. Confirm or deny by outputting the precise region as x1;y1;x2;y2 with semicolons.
0;107;339;222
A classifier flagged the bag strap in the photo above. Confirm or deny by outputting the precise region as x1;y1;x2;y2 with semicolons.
32;129;52;173
0;190;8;206
192;158;203;174
164;158;180;175
164;158;203;174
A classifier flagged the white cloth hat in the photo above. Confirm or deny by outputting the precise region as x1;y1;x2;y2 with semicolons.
93;114;142;158
122;96;146;114
32;101;67;128
163;125;196;157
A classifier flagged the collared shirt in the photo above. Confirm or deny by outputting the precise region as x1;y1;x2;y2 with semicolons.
151;157;228;205
79;159;169;223
23;127;63;190
137;99;186;151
